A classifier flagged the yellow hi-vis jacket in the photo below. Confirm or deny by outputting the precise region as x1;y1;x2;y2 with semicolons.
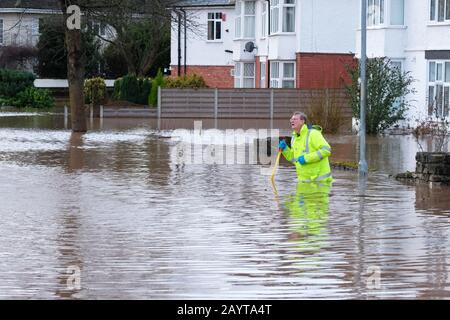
282;124;333;183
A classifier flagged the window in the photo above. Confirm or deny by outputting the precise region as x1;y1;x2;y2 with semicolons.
90;21;106;37
208;12;222;40
243;62;255;87
261;2;267;38
244;1;255;38
430;0;450;22
390;60;402;71
270;0;279;33
234;62;255;88
260;62;266;88
368;0;385;26
0;19;3;45
428;60;450;118
234;63;241;87
235;1;255;39
235;2;242;38
32;18;39;37
390;0;404;25
270;0;295;34
283;0;295;32
270;61;296;88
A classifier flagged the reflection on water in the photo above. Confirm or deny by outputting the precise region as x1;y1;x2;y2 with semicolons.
0;113;449;299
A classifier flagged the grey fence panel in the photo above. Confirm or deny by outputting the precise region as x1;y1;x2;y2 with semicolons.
161;89;215;118
160;88;352;130
217;89;271;119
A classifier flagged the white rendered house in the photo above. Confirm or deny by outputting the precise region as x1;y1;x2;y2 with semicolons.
356;0;450;122
171;0;359;89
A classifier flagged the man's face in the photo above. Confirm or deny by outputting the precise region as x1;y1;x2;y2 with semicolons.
290;115;304;131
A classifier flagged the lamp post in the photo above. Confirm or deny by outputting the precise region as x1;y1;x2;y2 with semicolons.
359;0;368;177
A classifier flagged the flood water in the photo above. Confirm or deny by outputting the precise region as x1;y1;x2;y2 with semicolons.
0;112;449;299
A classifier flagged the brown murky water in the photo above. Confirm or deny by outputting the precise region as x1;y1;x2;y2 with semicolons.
0;112;449;299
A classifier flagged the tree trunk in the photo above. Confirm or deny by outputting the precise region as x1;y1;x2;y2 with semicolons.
61;0;87;132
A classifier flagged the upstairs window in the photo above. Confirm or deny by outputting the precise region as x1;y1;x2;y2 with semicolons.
271;0;295;34
390;0;404;25
235;3;242;38
367;0;385;26
243;1;256;38
208;12;222;41
430;0;450;22
261;2;267;38
235;1;255;39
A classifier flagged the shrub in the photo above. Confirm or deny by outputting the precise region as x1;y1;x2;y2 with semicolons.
138;78;152;105
307;89;344;134
11;87;55;109
165;74;207;89
84;77;107;106
345;57;415;134
0;69;35;98
149;69;165;107
113;78;122;100
120;74;139;103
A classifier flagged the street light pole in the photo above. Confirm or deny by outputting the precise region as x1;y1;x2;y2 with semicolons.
359;0;368;176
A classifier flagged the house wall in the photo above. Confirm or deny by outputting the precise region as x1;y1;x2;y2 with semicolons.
0;13;42;46
355;0;450;123
299;0;358;54
170;7;235;67
170;65;234;88
296;52;355;88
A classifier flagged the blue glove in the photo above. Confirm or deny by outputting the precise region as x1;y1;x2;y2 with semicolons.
278;140;288;151
293;155;306;165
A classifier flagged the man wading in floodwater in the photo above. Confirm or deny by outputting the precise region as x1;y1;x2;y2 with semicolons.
278;111;333;184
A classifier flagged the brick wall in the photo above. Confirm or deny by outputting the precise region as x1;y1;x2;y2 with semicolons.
170;65;234;88
296;53;356;89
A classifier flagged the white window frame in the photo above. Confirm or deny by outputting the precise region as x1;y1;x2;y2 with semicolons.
261;2;267;39
91;21;106;37
390;0;405;26
235;2;242;38
428;60;450;118
270;61;296;88
207;12;223;41
270;0;296;34
367;0;385;27
235;1;256;39
243;1;256;39
0;19;3;45
260;61;266;88
234;62;255;88
429;0;450;23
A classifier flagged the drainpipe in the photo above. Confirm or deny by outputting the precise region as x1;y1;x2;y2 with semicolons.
265;0;271;88
180;8;187;75
177;10;182;76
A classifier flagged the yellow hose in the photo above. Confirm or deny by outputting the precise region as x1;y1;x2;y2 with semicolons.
270;150;282;183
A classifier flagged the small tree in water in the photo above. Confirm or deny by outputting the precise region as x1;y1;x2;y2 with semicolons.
346;57;416;134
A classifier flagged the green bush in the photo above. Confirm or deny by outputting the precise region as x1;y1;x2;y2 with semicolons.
10;87;54;109
112;76;151;105
149;69;165;107
0;69;35;98
84;77;107;106
165;74;208;89
120;74;139;104
113;78;122;100
138;78;152;105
